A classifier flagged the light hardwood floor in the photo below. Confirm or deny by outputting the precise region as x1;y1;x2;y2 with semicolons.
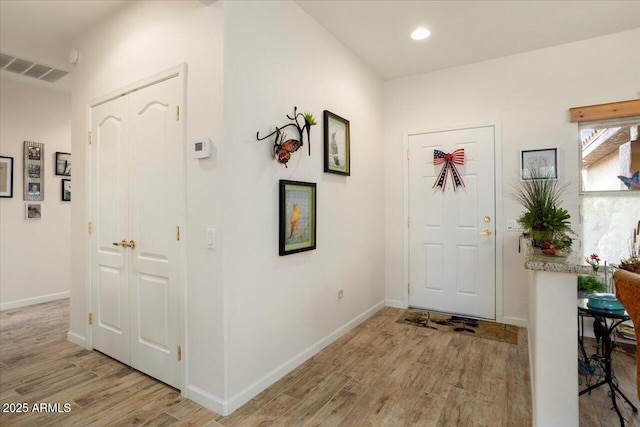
0;299;634;426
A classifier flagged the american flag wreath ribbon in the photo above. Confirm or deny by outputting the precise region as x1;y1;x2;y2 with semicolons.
432;148;465;191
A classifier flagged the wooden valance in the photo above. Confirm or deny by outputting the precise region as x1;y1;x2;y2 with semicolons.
570;99;640;122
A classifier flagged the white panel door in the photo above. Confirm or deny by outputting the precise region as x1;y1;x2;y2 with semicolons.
91;96;130;364
128;77;182;388
90;75;182;389
408;126;496;319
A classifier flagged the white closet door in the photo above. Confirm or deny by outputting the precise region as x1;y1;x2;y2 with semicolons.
90;96;131;364
128;76;182;389
90;74;183;389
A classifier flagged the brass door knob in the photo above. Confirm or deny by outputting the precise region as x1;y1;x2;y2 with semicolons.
479;229;492;236
112;239;128;247
128;240;136;249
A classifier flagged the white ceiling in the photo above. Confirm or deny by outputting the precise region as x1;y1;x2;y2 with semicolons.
296;0;640;80
1;0;639;91
0;0;129;91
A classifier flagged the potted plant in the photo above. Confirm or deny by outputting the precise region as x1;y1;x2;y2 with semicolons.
577;274;607;297
511;168;574;250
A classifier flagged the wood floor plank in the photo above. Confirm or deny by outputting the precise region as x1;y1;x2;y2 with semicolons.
10;298;639;426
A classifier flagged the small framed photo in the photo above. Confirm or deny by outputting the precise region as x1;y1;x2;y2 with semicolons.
61;179;71;202
323;110;350;176
279;180;317;256
27;182;41;196
55;152;71;176
25;203;42;219
521;148;558;180
0;156;14;198
28;145;41;160
28;164;41;178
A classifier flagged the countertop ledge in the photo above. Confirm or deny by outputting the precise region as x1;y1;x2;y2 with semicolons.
524;242;592;274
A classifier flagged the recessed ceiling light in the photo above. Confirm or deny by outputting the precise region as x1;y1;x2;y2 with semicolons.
411;28;431;41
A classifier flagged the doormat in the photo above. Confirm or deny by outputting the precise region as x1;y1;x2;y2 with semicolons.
396;309;518;345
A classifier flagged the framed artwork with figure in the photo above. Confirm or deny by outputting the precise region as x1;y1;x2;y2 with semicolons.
279;180;316;256
323;110;350;176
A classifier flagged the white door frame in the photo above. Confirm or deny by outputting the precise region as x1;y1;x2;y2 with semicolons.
403;121;504;322
85;63;188;390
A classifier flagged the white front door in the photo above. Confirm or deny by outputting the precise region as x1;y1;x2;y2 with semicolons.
90;75;183;388
408;125;496;319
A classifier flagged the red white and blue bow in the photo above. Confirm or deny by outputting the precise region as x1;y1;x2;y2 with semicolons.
432;148;465;191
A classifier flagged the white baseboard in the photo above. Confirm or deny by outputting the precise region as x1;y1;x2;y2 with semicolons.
184;384;227;416
0;291;70;311
385;299;407;309
67;331;89;349
224;299;385;415
502;316;528;328
197;300;385;416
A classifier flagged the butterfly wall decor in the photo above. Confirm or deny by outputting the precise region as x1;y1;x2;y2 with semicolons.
617;171;639;189
257;107;317;167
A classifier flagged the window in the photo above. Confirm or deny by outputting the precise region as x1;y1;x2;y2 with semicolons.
579;116;639;192
570;100;640;265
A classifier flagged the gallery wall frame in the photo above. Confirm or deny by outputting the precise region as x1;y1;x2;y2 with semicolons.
521;148;558;180
25;202;42;220
0;156;14;198
55;152;71;176
323;110;350;176
279;180;317;256
24;141;44;201
62;179;71;202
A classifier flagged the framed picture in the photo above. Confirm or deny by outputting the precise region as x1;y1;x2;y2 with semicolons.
27;145;41;160
62;179;71;202
279;180;317;256
24;141;44;201
28;164;41;178
0;156;14;198
55;152;71;176
25;203;42;219
323;110;350;176
27;182;41;196
521;148;558;180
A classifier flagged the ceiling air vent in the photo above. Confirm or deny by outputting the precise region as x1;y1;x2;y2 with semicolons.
1;52;70;83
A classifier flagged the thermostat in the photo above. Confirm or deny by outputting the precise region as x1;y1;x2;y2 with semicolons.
192;138;211;159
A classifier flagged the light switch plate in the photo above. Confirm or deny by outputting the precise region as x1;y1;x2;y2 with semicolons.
506;220;523;232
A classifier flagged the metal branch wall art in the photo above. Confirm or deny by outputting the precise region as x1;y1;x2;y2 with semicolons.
256;107;317;167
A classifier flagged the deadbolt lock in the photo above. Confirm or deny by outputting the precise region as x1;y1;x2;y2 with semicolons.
484;216;491;223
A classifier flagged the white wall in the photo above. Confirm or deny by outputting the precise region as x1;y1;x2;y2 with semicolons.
68;0;226;401
0;76;71;310
383;28;640;325
67;0;384;415
222;0;384;411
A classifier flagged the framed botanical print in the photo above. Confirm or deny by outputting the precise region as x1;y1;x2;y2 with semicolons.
323;110;350;176
279;180;317;256
521;148;558;180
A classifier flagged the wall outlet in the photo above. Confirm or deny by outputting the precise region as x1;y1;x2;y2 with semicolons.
338;289;344;299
